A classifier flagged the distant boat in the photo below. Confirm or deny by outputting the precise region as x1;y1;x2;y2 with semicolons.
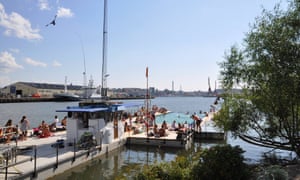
53;92;80;101
80;76;102;99
53;76;80;101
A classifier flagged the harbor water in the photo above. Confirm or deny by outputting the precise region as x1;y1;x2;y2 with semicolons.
0;97;293;179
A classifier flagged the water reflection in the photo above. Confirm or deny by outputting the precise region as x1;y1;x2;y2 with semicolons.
50;141;226;180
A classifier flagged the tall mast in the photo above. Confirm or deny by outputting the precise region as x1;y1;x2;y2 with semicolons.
101;0;108;98
214;80;217;94
64;76;68;93
145;67;149;136
79;35;88;98
208;77;212;93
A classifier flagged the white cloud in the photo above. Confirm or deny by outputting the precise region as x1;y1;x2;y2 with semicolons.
0;3;42;40
9;48;19;53
38;0;50;11
24;57;47;67
0;76;12;87
0;51;23;73
57;7;74;18
53;60;62;67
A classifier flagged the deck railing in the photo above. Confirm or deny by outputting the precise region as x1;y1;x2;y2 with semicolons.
0;138;103;180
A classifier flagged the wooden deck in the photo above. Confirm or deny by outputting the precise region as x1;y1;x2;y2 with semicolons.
124;111;226;148
125;130;193;149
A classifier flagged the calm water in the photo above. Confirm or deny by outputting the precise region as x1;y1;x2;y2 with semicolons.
0;97;293;179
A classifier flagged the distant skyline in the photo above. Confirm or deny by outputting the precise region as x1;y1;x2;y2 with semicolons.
0;0;286;91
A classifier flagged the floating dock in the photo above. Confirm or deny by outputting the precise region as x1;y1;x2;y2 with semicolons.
0;128;223;179
0;131;127;180
193;131;226;141
126;130;193;149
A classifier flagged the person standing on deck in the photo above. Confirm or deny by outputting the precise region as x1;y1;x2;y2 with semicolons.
192;114;202;132
19;116;30;140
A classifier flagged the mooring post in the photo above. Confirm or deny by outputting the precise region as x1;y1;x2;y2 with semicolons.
33;145;37;178
5;151;8;180
73;139;76;162
55;144;58;169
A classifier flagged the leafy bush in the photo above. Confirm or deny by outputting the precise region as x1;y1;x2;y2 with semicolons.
134;145;251;180
256;165;288;180
134;155;193;180
191;145;251;180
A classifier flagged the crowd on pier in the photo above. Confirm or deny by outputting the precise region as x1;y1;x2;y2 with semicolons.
0;115;67;144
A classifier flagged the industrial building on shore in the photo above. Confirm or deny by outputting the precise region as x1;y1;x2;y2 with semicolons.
0;81;225;100
0;82;83;98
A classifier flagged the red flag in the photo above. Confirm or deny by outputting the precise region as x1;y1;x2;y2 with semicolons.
146;67;148;78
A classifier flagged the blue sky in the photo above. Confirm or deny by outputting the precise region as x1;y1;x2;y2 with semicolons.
0;0;285;91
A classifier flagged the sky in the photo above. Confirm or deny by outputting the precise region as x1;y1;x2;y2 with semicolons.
0;0;287;91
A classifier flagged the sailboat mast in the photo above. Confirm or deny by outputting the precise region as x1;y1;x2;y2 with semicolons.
64;76;68;93
101;0;108;98
79;35;88;98
208;77;212;93
145;67;149;136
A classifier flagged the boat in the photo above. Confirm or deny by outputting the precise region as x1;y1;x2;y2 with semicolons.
80;76;100;99
53;92;80;101
53;76;80;101
56;100;139;146
56;0;119;145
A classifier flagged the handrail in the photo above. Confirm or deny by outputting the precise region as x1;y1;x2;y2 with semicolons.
0;141;102;179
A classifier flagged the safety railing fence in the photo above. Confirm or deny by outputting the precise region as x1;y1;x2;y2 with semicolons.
0;137;103;180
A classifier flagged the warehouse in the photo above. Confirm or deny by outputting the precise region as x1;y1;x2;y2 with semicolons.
0;82;82;98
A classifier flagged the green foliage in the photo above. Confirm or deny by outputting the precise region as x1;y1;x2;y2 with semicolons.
217;0;300;156
134;145;252;180
256;165;288;180
191;145;251;180
134;156;193;180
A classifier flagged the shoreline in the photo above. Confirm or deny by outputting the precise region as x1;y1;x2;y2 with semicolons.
0;97;153;104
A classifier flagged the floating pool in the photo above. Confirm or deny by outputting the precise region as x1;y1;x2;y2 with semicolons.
155;112;205;125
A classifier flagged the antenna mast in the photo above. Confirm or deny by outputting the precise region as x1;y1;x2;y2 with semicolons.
79;36;88;98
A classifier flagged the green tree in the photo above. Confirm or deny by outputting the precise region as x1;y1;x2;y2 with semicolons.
191;145;251;180
216;0;300;157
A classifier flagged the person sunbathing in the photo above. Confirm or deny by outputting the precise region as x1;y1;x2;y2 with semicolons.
39;121;51;138
4;119;16;143
158;128;166;137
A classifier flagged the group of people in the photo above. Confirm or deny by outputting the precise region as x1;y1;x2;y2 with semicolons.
0;115;68;143
0;116;30;143
151;120;168;137
35;115;67;138
170;120;189;132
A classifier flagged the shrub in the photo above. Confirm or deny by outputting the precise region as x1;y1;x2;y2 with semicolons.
256;165;288;180
191;145;251;180
134;156;193;180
